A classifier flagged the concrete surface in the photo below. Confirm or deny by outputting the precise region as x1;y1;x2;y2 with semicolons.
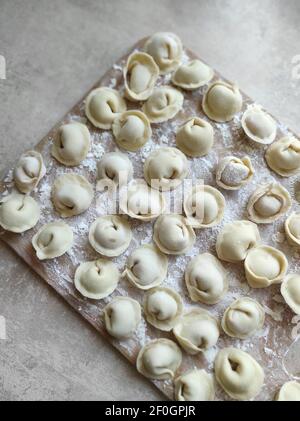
0;0;299;401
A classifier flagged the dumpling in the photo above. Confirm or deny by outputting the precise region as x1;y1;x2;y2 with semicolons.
216;220;260;263
265;136;300;177
214;347;264;400
51;122;90;166
184;185;225;228
202;81;242;123
222;297;265;339
112;110;151;151
89;215;132;257
74;258;119;299
244;245;288;288
153;214;196;255
142;86;183;123
185;253;228;305
172;59;214;90
85;87;126;129
51;173;94;217
97;151;133;187
176;117;214;158
32;221;73;260
124;52;159;101
144;32;182;74
103;296;141;339
123;244;168;290
144;147;188;191
285;212;300;247
175;369;215;401
242;105;277;145
275;381;300;401
247;183;292;224
173;309;220;355
14;150;46;193
136;338;182;380
216;156;254;190
144;287;183;331
281;274;300;315
0;193;40;233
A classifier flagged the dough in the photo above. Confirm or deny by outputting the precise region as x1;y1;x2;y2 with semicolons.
216;156;254;190
144;147;188;191
51;173;94;217
89;215;132;257
103;296;141;339
173;309;219;355
85;87;126;129
222;297;265;339
202;81;242;123
32;221;73;260
275;381;300;401
14;150;46;193
266;136;300;177
123;244;168;290
112;110;151;152
153;214;196;255
185;253;228;305
0;193;40;233
285;212;300;247
244;245;288;288
136;338;182;380
281;274;300;315
172;59;214;90
97;151;133;187
247;183;292;224
142;86;183;123
144;32;182;74
124;52;159;101
74;258;119;299
214;347;264;400
242;105;277;145
175;369;215;401
184;185;225;229
144;287;183;331
216;220;260;263
176;117;214;158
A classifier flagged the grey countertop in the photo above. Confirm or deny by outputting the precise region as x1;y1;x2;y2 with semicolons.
0;0;299;401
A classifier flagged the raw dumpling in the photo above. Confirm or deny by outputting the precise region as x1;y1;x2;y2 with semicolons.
184;185;225;228
51;173;94;217
247;183;292;224
142;86;183;123
124;52;159;101
285;212;300;247
97;151;133;187
74;258;119;299
244;245;288;288
242;105;277;145
103;296;141;339
176;117;214;158
153;214;196;255
144;147;188;191
175;369;215;401
136;338;182;380
173;309;219;355
144;287;183;331
14;150;46;193
52;122;90;166
222;297;265;339
216;156;254;190
123;244;168;290
0;193;40;233
112;110;151;152
185;253;228;305
32;221;73;260
89;215;132;257
144;32;182;74
202;81;242;123
266;136;300;177
216;220;260;263
214;347;264;400
85;87;126;129
281;274;300;315
275;381;300;401
172;60;214;90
